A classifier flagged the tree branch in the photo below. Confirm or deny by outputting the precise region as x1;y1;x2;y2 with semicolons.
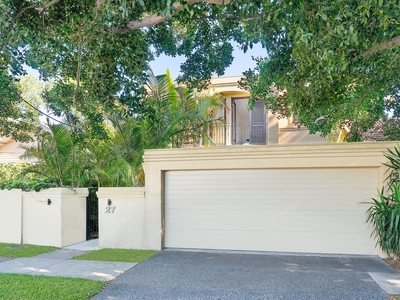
36;0;61;14
111;0;230;33
15;5;39;19
73;36;83;108
16;0;61;19
361;36;400;58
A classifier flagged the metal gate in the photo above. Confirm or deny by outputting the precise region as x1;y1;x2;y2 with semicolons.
86;187;99;240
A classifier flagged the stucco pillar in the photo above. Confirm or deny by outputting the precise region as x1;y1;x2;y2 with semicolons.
268;111;279;144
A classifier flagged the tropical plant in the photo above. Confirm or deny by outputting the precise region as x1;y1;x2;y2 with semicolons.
367;144;400;258
143;69;224;148
366;183;400;258
85;114;145;187
383;142;400;184
21;123;85;187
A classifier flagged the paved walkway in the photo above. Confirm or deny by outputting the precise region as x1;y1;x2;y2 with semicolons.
0;240;136;281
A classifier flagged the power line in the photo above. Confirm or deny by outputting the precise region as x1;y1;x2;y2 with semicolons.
3;83;73;127
18;96;72;127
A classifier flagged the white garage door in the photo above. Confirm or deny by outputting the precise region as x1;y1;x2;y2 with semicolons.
164;168;379;255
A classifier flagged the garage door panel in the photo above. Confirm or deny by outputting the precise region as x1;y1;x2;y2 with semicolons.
167;211;370;226
166;181;376;190
167;213;371;232
166;169;376;180
166;201;372;211
165;168;378;255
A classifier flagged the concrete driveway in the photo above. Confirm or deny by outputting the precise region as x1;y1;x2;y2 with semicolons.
94;250;399;300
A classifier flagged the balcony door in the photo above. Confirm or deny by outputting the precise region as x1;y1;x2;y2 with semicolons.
232;98;266;145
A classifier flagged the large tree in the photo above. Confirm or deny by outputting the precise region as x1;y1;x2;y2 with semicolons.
239;1;400;136
1;1;399;138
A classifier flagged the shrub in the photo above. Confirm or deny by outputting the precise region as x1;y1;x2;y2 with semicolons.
367;183;400;257
366;143;400;258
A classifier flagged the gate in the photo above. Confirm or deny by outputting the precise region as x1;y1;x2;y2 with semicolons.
86;187;99;240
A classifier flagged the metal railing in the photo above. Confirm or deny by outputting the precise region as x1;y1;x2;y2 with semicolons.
210;123;267;145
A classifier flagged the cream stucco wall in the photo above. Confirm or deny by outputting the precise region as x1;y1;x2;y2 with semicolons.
22;188;87;247
97;187;155;249
0;189;22;244
143;142;397;253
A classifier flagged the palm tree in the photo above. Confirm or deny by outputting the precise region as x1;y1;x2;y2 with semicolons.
143;69;224;148
21;123;84;186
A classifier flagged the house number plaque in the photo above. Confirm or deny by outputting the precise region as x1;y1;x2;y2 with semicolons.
105;206;116;214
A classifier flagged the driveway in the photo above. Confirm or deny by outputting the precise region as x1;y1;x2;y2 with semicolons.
93;250;397;300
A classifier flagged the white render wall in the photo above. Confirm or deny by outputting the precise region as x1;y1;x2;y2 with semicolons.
0;189;22;244
22;188;87;247
0;188;87;247
98;187;149;249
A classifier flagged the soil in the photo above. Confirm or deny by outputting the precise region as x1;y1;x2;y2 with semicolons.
383;258;400;300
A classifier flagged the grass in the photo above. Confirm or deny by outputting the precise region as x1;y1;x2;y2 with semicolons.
0;274;105;300
0;243;57;258
72;248;158;263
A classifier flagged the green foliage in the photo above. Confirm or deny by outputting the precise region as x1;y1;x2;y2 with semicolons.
367;144;400;258
0;243;57;258
240;0;400;136
0;71;39;142
0;178;58;192
0;274;104;300
72;248;158;263
0;163;32;181
0;163;57;192
17;69;223;188
367;184;400;258
383;143;400;183
143;69;224;148
2;0;400;139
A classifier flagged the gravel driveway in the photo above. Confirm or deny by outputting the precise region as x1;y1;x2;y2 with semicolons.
93;250;396;300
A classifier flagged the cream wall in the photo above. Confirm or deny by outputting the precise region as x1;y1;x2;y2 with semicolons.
97;187;150;249
278;117;327;144
143;142;397;254
22;188;87;247
0;189;22;244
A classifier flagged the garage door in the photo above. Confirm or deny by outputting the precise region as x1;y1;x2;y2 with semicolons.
164;168;379;255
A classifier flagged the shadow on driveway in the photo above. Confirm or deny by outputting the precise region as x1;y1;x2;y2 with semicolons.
93;250;396;300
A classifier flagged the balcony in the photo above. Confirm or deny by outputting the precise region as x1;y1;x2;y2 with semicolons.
209;123;267;146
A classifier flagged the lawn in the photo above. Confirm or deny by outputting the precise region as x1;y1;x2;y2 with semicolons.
0;243;57;258
0;274;105;300
72;248;158;263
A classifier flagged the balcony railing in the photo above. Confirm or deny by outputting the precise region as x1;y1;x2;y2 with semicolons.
209;123;267;145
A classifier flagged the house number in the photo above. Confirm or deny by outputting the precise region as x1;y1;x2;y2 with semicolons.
105;206;116;214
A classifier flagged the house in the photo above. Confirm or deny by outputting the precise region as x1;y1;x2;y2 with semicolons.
0;123;50;164
208;76;327;145
0;137;36;164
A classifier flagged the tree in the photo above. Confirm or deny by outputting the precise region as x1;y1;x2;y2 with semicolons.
239;1;400;136
0;71;41;141
1;1;399;138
